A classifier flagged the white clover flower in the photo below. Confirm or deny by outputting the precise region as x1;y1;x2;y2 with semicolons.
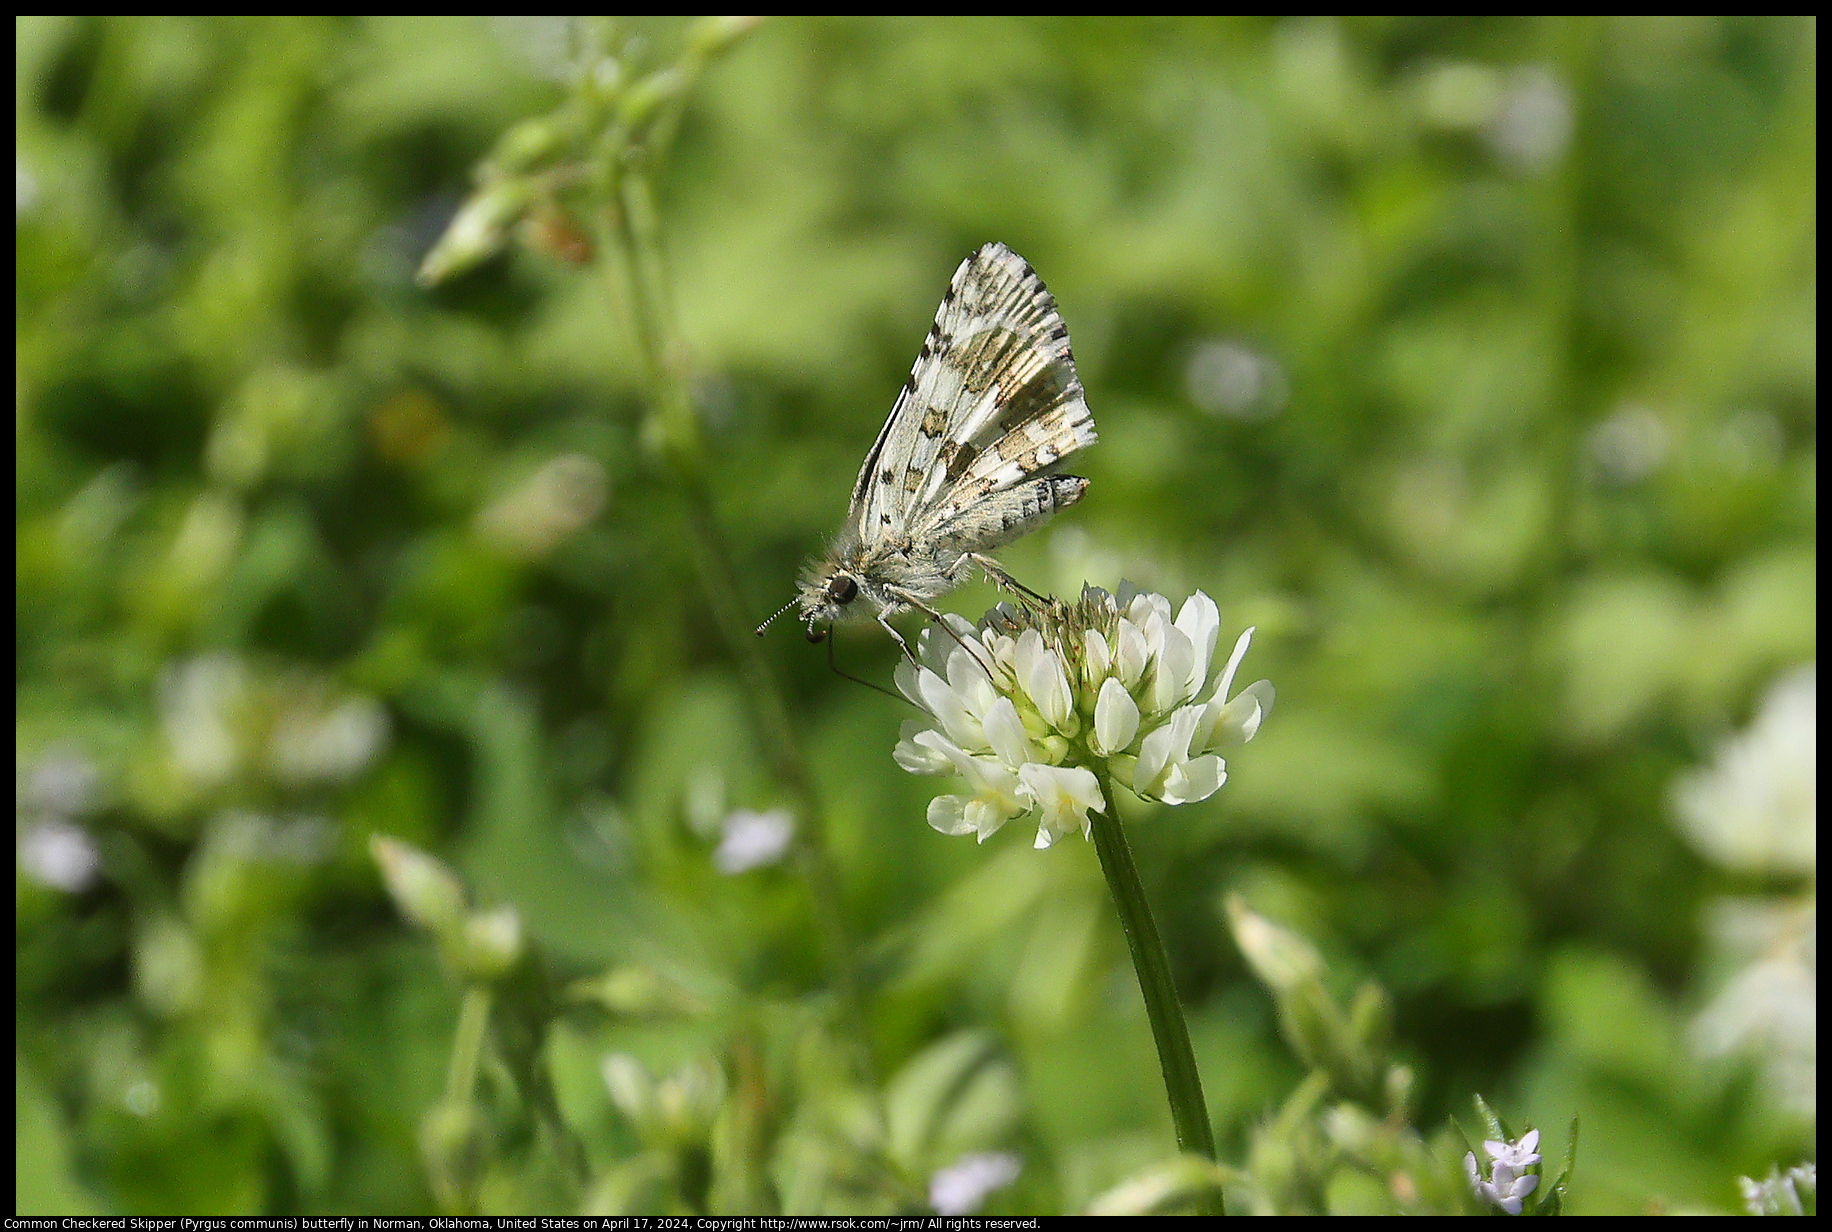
1690;896;1815;1119
1673;665;1816;1119
1741;1163;1816;1216
1672;664;1815;876
930;1151;1022;1216
1464;1128;1542;1215
893;583;1273;850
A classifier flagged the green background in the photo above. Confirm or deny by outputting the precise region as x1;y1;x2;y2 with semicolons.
16;16;1815;1215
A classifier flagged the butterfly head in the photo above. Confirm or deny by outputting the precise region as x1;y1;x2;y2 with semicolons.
796;561;866;639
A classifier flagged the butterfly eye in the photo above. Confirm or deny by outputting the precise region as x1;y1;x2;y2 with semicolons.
827;575;859;605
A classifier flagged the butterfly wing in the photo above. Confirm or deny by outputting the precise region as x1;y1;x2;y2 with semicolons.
849;243;1096;544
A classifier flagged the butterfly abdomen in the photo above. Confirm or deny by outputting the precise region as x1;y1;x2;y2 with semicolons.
933;474;1088;558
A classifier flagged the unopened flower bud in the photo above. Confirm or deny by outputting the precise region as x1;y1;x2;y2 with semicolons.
451;906;523;980
417;178;536;287
371;835;465;935
482;117;569;179
1225;895;1322;992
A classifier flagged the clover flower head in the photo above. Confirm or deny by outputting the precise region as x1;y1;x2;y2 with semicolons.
1671;663;1814;876
893;583;1273;849
1740;1163;1815;1216
1464;1128;1542;1215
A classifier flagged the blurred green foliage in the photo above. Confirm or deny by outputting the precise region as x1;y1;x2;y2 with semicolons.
16;15;1814;1216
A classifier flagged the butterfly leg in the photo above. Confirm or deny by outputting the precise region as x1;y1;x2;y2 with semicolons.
886;586;998;678
963;553;1052;609
874;607;919;666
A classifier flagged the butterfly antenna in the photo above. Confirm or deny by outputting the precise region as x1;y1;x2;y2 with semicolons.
755;596;799;637
827;627;914;706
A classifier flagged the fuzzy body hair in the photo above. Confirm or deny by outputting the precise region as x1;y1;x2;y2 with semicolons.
793;242;1096;637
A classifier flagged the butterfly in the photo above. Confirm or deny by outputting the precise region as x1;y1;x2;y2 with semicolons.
759;242;1097;656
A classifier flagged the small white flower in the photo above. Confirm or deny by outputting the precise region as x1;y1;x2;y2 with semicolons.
1145;611;1196;714
1195;628;1277;752
712;808;795;874
1019;763;1105;849
982;697;1037;769
892;583;1272;848
1486;1127;1541;1173
1464;1128;1542;1215
1174;592;1222;695
930;1151;1022;1216
893;720;956;775
1114;616;1149;689
898;724;1033;843
17;817;100;893
1015;629;1073;731
1092;678;1140;757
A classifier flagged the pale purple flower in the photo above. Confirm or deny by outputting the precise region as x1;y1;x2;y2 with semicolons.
930;1151;1021;1216
1464;1128;1542;1215
18;817;100;893
712;808;795;874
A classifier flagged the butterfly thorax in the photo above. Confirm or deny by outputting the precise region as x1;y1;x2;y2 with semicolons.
797;528;965;631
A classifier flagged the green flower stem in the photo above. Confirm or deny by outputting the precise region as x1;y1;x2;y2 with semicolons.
1089;770;1223;1212
445;985;492;1106
599;151;870;1079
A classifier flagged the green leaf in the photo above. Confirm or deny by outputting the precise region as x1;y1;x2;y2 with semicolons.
1471;1093;1510;1145
1529;1115;1579;1217
16;1055;104;1215
884;1031;1019;1174
1084;1154;1234;1216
